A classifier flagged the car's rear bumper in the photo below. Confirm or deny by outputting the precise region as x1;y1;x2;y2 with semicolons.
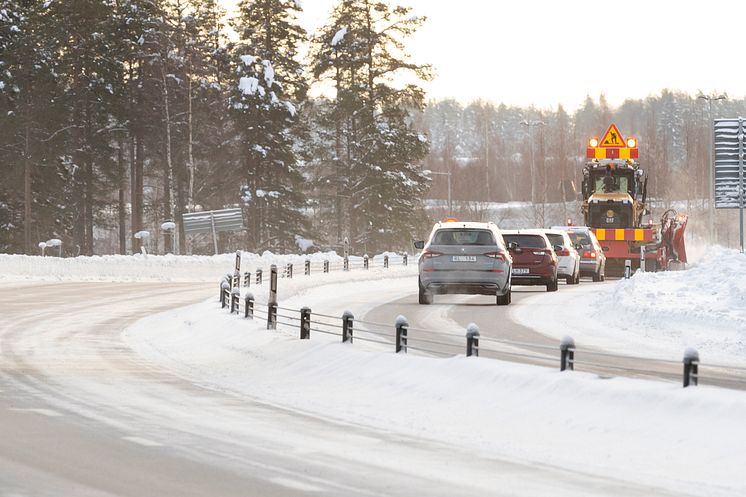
579;260;600;276
510;265;556;286
420;270;511;296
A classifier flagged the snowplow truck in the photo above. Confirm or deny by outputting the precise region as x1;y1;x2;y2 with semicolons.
582;125;688;276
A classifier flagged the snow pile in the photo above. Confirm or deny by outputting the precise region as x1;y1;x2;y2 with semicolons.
127;278;746;496
0;251;369;283
513;247;746;366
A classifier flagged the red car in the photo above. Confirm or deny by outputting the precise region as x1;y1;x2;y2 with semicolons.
502;230;559;292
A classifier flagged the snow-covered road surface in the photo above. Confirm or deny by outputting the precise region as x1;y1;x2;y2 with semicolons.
0;280;680;497
128;277;746;497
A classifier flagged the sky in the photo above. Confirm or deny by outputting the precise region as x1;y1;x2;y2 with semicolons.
224;0;745;112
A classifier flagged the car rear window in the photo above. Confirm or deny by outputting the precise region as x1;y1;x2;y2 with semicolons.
567;231;592;248
432;229;496;246
503;234;547;249
546;234;565;247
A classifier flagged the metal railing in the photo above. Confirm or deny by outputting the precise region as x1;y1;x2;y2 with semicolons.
218;269;746;391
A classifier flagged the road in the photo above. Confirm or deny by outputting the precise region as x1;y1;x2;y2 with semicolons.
363;281;746;390
0;281;679;497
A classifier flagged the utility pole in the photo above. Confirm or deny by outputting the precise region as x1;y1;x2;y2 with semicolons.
698;91;727;245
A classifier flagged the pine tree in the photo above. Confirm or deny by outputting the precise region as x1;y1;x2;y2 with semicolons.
0;1;68;253
312;0;431;252
230;0;309;252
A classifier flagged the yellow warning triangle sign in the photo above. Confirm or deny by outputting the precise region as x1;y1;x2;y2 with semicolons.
599;124;625;148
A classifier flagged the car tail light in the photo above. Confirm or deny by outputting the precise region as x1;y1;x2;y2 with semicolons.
583;250;597;259
484;251;508;262
421;249;443;260
556;248;571;256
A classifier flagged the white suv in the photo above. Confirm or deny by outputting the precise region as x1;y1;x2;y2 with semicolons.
543;229;581;285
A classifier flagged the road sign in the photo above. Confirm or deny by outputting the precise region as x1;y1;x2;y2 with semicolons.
599;124;625;148
713;118;745;252
182;208;245;255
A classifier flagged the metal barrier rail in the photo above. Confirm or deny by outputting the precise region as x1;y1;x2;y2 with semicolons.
220;272;745;390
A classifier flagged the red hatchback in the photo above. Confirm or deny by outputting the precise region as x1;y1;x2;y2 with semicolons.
502;230;559;292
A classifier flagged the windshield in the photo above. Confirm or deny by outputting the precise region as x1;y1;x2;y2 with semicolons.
432;229;496;246
503;234;547;249
594;175;629;193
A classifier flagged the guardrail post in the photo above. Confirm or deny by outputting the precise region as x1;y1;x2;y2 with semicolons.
384;255;389;268
267;264;278;330
233;270;240;289
286;263;293;279
243;271;251;287
624;259;632;279
244;293;254;319
220;280;230;308
267;303;277;330
363;254;369;270
300;307;311;339
305;259;311;276
342;311;354;343
256;268;263;285
403;253;408;266
683;348;699;387
466;323;480;357
395;315;408;354
230;289;240;314
324;260;329;273
343;256;349;271
560;336;575;371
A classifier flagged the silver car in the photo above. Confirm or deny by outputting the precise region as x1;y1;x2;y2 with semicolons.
551;226;607;281
414;221;512;305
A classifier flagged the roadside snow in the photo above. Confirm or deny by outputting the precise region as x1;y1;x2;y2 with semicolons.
126;275;746;497
0;251;401;283
513;247;746;366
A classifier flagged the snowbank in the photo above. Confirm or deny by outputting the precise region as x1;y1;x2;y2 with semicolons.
126;278;746;497
0;251;405;283
513;247;746;366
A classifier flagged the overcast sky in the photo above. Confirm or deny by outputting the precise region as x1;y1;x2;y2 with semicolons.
225;0;744;111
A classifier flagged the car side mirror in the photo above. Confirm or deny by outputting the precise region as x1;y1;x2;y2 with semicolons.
553;245;563;253
574;243;583;251
413;240;424;250
507;242;518;251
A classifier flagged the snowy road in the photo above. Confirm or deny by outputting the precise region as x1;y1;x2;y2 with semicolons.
0;281;681;497
365;283;746;389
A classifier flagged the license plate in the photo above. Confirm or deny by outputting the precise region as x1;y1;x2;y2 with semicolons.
512;268;529;275
452;256;476;262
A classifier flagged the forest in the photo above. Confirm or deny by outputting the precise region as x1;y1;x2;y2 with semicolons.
1;0;743;255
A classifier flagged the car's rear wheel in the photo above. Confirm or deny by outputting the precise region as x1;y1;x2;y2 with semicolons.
565;275;574;285
496;289;511;306
592;268;601;282
418;279;433;305
546;278;559;292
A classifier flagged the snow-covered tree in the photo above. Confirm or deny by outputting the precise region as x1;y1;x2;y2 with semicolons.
230;0;309;252
312;0;431;252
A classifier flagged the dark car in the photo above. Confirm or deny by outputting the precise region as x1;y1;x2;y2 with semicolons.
502;230;559;292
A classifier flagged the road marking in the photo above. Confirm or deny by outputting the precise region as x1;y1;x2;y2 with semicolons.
270;477;322;492
122;436;162;447
8;408;63;417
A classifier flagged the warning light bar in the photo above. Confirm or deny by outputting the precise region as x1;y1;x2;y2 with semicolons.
587;124;639;159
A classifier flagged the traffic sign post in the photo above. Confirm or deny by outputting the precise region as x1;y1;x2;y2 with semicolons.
714;118;746;253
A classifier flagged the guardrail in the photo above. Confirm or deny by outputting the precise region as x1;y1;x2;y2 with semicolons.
217;262;746;390
225;253;409;293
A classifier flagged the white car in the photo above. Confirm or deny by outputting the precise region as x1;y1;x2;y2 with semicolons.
543;229;580;285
